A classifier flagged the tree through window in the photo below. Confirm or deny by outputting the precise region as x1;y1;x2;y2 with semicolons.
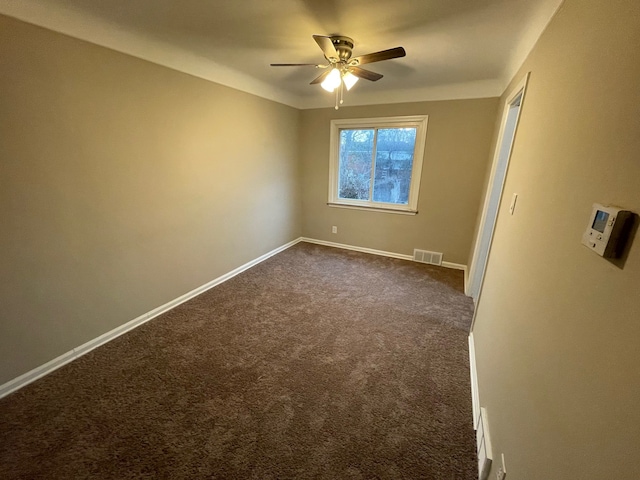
329;116;428;213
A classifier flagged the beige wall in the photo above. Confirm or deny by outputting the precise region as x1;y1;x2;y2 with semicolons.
299;99;499;265
0;16;301;385
472;0;640;478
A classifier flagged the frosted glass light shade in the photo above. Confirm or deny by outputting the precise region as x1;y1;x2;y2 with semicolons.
321;68;341;92
343;71;359;90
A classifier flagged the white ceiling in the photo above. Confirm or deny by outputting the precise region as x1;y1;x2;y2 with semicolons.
0;0;563;109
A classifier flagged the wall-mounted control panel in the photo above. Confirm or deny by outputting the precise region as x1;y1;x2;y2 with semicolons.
582;204;632;257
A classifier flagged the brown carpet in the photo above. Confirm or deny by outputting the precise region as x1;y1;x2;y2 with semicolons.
0;242;477;479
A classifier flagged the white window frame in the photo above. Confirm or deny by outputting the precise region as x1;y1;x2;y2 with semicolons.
328;115;428;215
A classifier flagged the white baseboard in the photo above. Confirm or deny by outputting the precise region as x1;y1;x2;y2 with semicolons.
301;237;413;261
469;333;481;430
0;351;78;400
442;261;467;272
0;237;302;399
301;238;468;275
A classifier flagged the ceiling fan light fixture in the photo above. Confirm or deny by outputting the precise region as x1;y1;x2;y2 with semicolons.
271;35;404;108
321;68;341;92
342;71;359;91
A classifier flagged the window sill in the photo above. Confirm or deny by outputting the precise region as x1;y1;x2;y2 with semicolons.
327;202;418;215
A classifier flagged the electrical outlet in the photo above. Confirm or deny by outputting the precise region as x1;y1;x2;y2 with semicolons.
332;226;337;234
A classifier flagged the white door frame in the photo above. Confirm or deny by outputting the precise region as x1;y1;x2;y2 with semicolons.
467;73;530;312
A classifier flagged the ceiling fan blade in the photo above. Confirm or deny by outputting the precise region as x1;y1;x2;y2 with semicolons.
313;35;339;61
350;47;406;66
310;69;332;85
349;66;383;82
270;63;321;67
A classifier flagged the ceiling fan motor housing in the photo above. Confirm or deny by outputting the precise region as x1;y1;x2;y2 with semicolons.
330;36;354;62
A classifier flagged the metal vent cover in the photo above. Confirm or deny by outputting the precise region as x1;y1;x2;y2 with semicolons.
413;249;443;266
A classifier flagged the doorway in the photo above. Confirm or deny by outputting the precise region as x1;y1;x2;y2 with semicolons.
467;74;529;303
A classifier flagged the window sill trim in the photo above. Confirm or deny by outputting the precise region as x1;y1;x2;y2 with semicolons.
327;202;418;215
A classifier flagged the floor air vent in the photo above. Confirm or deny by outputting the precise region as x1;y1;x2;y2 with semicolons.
413;249;443;266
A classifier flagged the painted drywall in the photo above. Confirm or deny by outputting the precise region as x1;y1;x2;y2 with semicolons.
471;0;640;478
0;15;301;385
299;99;499;265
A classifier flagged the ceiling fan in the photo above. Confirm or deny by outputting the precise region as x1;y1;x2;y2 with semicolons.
271;35;406;109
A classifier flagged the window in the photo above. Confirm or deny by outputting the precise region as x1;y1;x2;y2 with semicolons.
328;116;428;214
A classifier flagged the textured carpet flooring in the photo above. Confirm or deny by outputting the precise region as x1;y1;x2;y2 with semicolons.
0;243;477;479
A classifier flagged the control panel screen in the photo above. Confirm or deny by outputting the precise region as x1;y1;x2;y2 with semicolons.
592;210;609;233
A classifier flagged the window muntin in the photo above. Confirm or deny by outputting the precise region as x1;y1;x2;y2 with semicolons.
329;116;428;214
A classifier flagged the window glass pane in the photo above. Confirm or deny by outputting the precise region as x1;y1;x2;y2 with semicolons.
372;128;417;204
338;129;374;200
